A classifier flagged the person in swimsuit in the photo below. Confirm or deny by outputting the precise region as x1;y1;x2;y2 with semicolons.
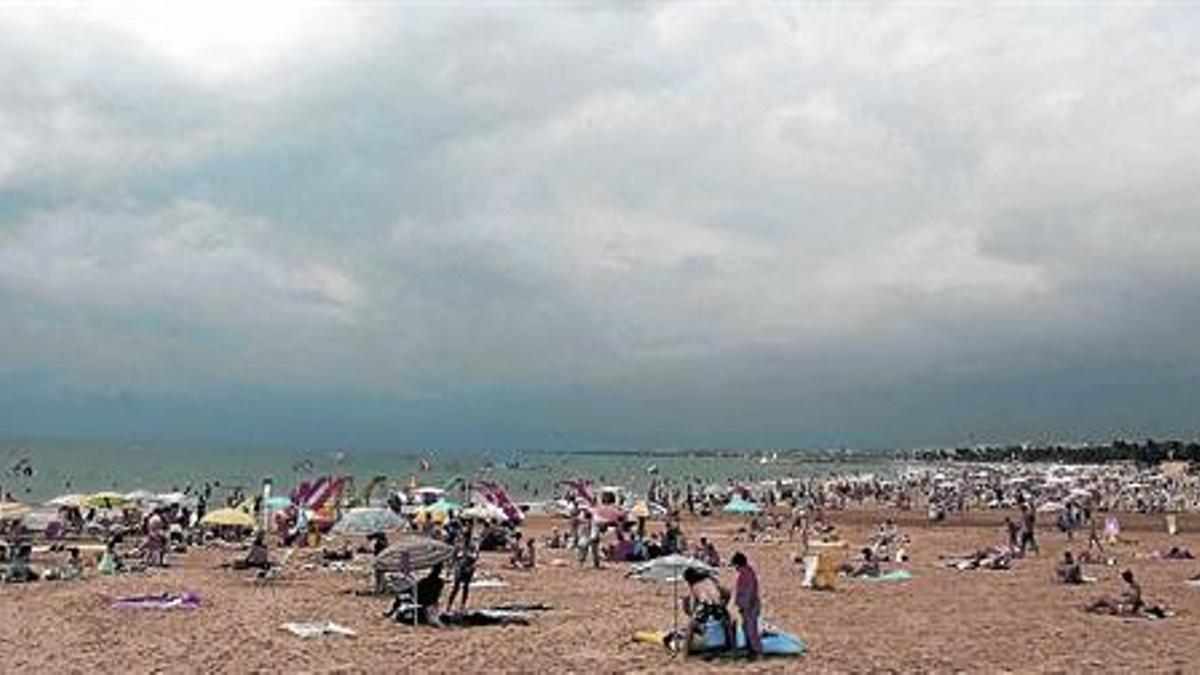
681;567;734;659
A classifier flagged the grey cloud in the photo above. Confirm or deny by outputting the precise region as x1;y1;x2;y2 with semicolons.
0;3;1198;448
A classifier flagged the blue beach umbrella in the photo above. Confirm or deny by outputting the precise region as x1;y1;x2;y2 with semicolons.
722;498;761;515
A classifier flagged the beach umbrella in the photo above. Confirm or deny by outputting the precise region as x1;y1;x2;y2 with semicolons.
154;492;188;506
331;507;404;535
460;503;507;522
83;492;128;509
374;536;454;573
627;554;718;636
0;502;31;520
723;498;761;515
47;494;84;508
200;508;255;528
630;500;652;519
263;495;294;511
628;555;716;583
124;489;156;503
591;504;626;526
426;498;461;512
1037;501;1065;513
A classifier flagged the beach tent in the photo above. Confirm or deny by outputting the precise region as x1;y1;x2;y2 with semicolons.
201;508;255;529
374;536;454;573
83;492;128;509
723;498;761;515
331;507;404;535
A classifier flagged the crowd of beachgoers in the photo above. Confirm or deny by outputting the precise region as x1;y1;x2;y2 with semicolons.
3;456;1200;667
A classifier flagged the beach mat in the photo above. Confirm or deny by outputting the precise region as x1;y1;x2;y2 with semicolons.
857;569;913;583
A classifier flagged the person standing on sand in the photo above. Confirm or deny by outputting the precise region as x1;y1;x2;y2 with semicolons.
731;551;762;660
1020;504;1039;555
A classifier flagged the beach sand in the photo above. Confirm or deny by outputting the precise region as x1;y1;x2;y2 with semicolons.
4;510;1200;672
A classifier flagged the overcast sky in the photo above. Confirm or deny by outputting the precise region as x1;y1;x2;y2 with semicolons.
1;2;1198;450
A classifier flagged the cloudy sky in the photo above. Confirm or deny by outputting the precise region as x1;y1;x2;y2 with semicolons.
1;2;1198;450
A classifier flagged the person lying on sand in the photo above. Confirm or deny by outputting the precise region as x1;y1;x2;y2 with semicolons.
840;548;882;578
939;547;1012;571
1150;546;1194;561
1057;551;1083;585
680;567;734;660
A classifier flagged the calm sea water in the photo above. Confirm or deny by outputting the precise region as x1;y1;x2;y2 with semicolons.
0;439;896;503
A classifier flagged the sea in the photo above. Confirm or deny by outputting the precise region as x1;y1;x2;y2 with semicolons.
0;439;900;503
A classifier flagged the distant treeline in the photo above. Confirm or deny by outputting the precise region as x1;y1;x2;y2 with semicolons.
909;440;1200;465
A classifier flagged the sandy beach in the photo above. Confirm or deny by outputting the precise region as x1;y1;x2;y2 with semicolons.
4;510;1200;673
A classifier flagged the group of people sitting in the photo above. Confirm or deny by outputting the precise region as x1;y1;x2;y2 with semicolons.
1;542;96;582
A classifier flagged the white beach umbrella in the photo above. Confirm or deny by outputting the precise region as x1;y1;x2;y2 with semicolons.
47;494;84;508
124;490;156;503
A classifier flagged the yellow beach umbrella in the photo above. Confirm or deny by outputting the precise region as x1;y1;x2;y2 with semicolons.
83;492;128;509
415;507;449;526
0;502;31;520
200;507;255;528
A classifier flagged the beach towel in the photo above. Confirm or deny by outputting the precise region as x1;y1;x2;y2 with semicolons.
856;569;913;583
280;621;357;638
113;591;201;611
439;609;532;626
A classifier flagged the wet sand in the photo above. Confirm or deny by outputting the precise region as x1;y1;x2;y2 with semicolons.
3;510;1200;672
